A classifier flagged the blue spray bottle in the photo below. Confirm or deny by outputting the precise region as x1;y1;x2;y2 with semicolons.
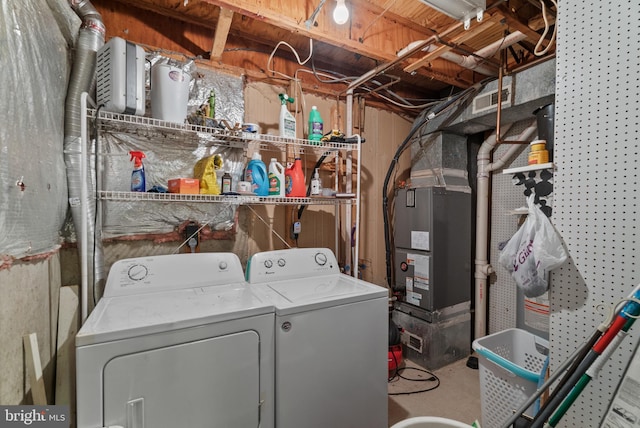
129;151;146;192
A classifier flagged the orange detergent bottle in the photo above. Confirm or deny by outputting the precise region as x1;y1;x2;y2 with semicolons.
285;158;306;197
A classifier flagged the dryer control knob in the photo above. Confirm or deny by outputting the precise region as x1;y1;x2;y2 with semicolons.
277;258;286;267
264;259;273;269
314;252;327;266
281;321;292;332
219;261;228;270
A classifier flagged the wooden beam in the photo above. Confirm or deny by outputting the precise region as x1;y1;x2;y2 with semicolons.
528;12;555;32
24;333;47;405
497;4;543;42
403;13;504;73
199;0;469;87
210;7;234;60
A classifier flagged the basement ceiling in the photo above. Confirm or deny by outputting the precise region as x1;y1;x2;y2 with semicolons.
92;0;556;116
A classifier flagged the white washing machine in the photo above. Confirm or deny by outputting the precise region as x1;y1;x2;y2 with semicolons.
246;248;389;428
76;252;275;428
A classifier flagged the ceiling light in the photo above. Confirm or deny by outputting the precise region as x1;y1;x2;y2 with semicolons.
333;0;349;25
418;0;486;29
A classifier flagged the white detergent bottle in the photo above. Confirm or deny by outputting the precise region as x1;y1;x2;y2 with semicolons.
268;158;285;197
279;94;296;138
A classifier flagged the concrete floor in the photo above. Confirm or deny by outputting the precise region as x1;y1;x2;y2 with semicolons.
388;357;482;427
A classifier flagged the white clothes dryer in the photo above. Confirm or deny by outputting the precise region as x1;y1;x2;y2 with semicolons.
76;252;275;428
246;248;388;428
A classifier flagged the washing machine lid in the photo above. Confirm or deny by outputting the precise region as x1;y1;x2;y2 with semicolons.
76;283;274;346
261;274;387;315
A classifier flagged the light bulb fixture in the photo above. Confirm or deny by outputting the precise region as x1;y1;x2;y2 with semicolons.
333;0;349;25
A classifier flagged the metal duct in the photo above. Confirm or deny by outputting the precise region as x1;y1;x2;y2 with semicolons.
65;0;105;320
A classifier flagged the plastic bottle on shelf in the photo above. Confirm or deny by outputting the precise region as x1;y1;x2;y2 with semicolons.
528;139;549;165
221;170;232;194
244;152;269;196
268;158;285;197
311;168;322;196
129;151;146;192
308;106;323;142
208;89;216;118
285;158;306;197
279;94;296;138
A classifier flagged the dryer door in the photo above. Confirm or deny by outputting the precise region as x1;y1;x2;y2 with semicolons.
103;330;260;428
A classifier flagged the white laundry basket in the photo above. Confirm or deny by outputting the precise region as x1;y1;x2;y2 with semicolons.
472;328;549;428
390;416;471;428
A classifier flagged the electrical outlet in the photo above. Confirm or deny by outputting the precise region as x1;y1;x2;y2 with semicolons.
290;221;301;239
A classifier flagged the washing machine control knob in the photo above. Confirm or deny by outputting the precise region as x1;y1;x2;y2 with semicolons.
281;321;292;332
127;264;148;281
218;261;228;270
264;259;273;269
277;258;286;267
314;252;327;266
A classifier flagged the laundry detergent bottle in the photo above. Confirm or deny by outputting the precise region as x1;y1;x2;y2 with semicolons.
285;158;306;197
268;158;285;197
244;152;269;196
279;94;296;138
308;106;323;142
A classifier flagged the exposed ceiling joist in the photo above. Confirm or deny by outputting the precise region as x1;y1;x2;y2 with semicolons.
93;0;555;116
403;13;504;73
210;7;234;59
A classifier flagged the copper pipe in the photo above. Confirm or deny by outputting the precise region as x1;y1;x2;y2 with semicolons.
495;49;532;145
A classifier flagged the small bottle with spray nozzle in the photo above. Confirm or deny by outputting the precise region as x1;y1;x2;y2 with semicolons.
129;151;146;192
311;168;322;196
279;94;296;138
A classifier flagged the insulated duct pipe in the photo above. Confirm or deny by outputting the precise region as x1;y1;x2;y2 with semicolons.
474;120;537;339
65;0;105;322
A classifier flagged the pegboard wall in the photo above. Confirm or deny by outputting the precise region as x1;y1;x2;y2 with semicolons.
550;0;640;426
489;120;551;336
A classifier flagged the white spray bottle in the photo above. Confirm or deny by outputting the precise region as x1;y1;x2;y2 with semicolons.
311;168;322;196
279;93;296;138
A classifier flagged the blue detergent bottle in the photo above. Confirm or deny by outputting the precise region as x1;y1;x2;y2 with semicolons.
244;152;269;196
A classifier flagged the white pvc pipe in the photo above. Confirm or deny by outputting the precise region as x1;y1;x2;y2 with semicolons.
346;89;354;276
421;31;527;77
80;92;89;323
474;121;537;339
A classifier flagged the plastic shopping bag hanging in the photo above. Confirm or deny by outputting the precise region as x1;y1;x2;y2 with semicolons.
498;195;568;297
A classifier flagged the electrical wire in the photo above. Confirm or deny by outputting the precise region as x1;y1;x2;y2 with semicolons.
358;0;398;43
246;205;292;249
387;350;440;395
91;104;104;305
534;0;558;56
267;38;314;80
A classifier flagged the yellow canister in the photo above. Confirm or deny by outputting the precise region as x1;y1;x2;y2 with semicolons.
528;139;549;165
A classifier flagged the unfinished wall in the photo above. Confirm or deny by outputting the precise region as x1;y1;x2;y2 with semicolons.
0;0;76;405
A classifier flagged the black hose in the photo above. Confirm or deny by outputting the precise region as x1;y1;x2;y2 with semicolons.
297;150;335;219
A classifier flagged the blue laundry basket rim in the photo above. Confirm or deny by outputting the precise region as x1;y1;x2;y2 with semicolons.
474;347;540;383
